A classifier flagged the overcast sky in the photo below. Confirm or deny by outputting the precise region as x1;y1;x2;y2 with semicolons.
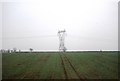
1;0;119;51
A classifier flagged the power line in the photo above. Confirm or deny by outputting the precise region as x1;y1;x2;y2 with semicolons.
0;34;117;42
1;35;57;40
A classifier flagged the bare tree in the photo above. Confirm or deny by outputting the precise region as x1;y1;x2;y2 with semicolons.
10;50;13;53
13;48;17;53
1;49;5;53
7;49;10;53
19;50;21;53
29;48;33;53
0;49;3;53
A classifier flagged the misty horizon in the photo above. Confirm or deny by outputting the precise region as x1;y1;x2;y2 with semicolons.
1;0;118;51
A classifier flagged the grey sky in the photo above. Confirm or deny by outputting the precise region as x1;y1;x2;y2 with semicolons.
1;0;118;51
0;2;2;50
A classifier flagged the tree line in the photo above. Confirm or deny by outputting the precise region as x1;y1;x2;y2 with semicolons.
0;48;33;53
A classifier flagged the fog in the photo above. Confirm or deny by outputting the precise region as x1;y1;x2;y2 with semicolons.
1;0;118;51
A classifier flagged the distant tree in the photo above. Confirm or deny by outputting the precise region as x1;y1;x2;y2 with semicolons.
10;50;13;53
1;49;5;53
0;49;2;53
0;49;3;53
19;50;21;53
29;48;33;53
7;49;10;53
100;49;102;54
100;49;102;52
13;48;17;53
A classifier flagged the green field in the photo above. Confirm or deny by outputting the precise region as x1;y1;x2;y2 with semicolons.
2;51;118;79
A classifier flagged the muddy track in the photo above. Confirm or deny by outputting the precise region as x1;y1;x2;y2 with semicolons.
59;53;68;79
62;53;87;80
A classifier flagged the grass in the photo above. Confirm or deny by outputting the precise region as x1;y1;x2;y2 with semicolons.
2;51;118;79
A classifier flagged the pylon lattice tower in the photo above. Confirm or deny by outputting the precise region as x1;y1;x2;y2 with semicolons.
58;29;67;52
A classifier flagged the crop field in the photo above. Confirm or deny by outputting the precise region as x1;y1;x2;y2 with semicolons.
2;51;118;79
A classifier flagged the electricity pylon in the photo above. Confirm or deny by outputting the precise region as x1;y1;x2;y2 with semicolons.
58;29;67;52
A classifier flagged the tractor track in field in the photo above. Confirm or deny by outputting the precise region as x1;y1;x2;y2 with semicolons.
63;54;86;80
60;53;87;80
59;53;68;79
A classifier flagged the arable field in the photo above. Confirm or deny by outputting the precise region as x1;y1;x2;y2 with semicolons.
2;51;118;79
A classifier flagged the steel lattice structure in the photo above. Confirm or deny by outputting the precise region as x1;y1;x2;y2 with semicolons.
58;29;67;52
